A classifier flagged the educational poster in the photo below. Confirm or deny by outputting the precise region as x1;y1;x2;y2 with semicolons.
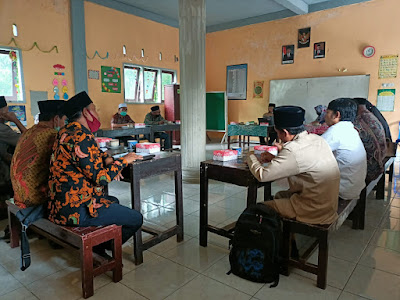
101;66;121;93
8;105;27;126
378;55;398;79
377;89;395;111
282;45;294;64
298;27;310;48
253;81;264;98
226;64;247;100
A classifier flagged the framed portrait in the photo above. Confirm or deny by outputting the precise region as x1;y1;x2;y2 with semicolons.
226;64;247;100
298;27;311;48
314;42;326;59
282;45;294;64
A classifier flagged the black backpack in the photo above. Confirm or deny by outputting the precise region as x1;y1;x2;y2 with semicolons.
228;203;281;287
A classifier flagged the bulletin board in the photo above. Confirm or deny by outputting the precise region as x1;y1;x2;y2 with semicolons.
101;66;121;93
206;91;227;132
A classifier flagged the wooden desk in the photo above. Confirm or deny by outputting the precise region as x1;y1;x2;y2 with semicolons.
150;124;181;147
107;149;184;265
199;157;271;247
97;127;151;139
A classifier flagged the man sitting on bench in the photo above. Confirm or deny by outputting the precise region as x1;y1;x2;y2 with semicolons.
47;91;143;256
322;98;367;200
247;105;340;225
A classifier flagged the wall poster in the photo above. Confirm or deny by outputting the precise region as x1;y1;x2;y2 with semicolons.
226;64;247;100
101;66;121;93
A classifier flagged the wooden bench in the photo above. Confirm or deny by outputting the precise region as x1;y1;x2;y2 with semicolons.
7;201;123;299
281;143;396;289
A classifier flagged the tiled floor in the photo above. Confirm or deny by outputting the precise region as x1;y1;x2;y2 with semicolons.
0;142;399;300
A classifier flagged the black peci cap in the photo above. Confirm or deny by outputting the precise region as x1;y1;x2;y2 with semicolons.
273;105;305;128
64;91;93;118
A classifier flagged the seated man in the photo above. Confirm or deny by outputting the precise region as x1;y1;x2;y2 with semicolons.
353;98;387;183
0;96;27;219
11;100;66;209
111;103;135;145
247;106;340;225
47;91;143;254
111;103;135;128
259;103;277;145
144;105;171;150
322;98;367;200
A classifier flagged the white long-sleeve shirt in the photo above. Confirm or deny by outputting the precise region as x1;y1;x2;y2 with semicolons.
322;121;367;200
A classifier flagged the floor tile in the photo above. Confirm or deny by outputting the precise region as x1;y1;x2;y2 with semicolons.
386;206;400;219
120;256;197;300
147;235;192;256
391;197;400;208
27;266;111;300
193;204;241;224
338;291;370;300
0;287;37;300
370;217;400;252
215;196;247;212
142;206;176;226
202;255;264;296
358;244;400;275
188;192;228;205
165;274;251;300
80;282;146;300
345;265;400;300
254;273;341;300
292;252;356;289
0;265;22;296
163;238;228;272
166;198;200;215
2;248;79;285
120;243;160;274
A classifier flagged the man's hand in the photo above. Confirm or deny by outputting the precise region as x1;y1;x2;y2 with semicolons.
159;121;165;125
273;142;283;152
114;173;124;181
105;157;114;166
0;111;18;122
260;151;275;163
124;152;143;164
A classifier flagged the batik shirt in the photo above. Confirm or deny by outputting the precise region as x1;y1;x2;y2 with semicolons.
144;113;166;125
111;113;134;124
11;123;57;208
353;106;387;183
47;122;128;225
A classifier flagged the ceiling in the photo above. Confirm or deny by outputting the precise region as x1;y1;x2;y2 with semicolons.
88;0;371;32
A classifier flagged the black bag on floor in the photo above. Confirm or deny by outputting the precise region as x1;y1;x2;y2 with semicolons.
228;203;281;287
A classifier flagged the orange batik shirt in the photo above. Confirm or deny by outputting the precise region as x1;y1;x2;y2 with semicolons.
11;123;57;208
47;122;128;225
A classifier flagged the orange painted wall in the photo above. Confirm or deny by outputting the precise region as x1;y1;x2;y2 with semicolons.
206;0;400;139
0;0;74;127
84;2;180;128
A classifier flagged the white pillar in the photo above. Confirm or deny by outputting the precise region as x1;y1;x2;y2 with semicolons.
179;0;206;181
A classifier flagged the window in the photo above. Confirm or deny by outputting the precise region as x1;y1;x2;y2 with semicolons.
0;48;24;102
124;64;176;104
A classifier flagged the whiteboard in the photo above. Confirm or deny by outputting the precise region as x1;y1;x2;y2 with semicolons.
269;75;370;123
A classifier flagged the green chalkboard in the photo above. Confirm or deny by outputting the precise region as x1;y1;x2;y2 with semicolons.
206;92;227;132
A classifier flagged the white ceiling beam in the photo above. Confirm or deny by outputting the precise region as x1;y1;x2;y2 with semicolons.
274;0;309;15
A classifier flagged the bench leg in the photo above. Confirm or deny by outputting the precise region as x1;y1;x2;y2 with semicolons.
112;228;123;283
317;232;328;289
388;163;394;182
376;174;385;199
281;222;290;276
80;239;94;299
8;211;20;248
353;188;366;230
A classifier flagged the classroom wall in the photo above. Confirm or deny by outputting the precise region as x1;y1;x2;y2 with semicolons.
84;1;180;127
206;0;400;139
0;0;74;127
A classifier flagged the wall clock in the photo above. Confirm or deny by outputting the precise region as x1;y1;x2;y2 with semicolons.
363;46;375;58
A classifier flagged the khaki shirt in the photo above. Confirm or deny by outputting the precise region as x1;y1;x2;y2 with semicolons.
247;131;340;224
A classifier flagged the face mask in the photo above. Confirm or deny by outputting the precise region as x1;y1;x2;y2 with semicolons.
120;111;127;116
85;110;101;133
54;126;61;132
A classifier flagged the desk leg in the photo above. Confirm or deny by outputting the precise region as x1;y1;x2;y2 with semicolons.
264;182;272;201
150;130;155;143
200;163;209;247
247;182;258;207
175;159;184;242
239;136;242;148
131;166;143;265
247;136;250;148
228;136;231;149
169;131;173;151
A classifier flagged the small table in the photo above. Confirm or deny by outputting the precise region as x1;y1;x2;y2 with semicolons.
227;124;271;148
97;127;152;139
199;157;272;247
150;124;181;147
106;149;184;264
